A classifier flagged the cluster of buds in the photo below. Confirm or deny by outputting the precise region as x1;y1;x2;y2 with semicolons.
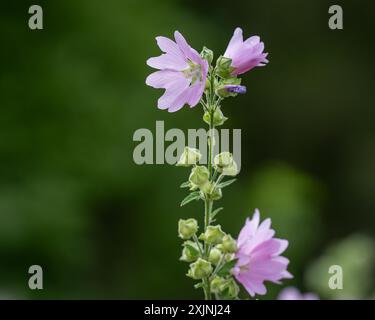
178;218;239;299
174;37;253;300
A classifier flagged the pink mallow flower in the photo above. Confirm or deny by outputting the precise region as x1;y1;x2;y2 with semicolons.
277;287;319;300
233;209;292;297
146;31;208;112
224;27;269;76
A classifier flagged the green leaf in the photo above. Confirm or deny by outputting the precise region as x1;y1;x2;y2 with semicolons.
180;192;201;207
194;282;204;289
210;207;223;221
217;259;238;277
217;179;236;189
180;181;190;188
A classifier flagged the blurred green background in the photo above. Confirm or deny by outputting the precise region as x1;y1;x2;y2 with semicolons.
1;0;375;299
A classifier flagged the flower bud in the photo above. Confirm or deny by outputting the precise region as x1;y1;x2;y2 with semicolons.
216;85;247;98
199;225;225;245
203;108;228;127
222;160;238;176
208;247;223;265
201;46;214;64
178;218;198;240
198;181;222;200
187;258;213;279
176;147;202;167
216;56;235;78
214;152;233;171
221;234;237;253
223;278;240;299
189;166;209;186
205;78;211;90
207;186;222;201
210;276;226;293
180;240;201;262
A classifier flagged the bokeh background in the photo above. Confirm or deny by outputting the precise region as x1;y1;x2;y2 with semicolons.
1;0;374;299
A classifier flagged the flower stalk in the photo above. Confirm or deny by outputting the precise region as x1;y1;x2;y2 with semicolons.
146;27;293;300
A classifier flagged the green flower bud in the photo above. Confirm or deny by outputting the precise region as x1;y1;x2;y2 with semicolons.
222;160;238;176
203;108;228;127
221;234;237;253
188;181;199;191
187;258;213;279
214;152;233;171
189;166;209;186
178;218;198;240
207;187;222;201
201;46;214;64
176;147;202;167
210;276;226;293
199;182;223;201
205;78;211;90
199;225;226;245
222;278;240;299
216;56;235;78
180;240;201;262
208;247;223;265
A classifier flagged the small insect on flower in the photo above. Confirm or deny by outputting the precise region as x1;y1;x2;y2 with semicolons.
224;27;269;76
146;31;209;112
233;209;292;297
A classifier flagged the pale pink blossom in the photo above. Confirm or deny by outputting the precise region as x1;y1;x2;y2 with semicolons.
233;209;292;297
224;27;268;76
146;31;208;112
278;287;319;300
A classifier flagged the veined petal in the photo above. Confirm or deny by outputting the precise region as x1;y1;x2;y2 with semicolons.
174;31;201;64
224;27;244;58
244;35;260;46
156;36;184;58
147;53;188;71
145;70;184;89
157;77;190;110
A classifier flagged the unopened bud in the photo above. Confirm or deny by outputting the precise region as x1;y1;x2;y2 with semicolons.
221;234;237;253
180;240;201;262
176;147;202;167
211;276;226;293
223;278;240;299
189;166;209;186
199;225;225;245
203;108;228;127
187;258;213;279
222;160;238;176
201;46;214;64
216;56;235;78
178;218;198;240
208;247;223;265
214;152;233;171
199;181;222;201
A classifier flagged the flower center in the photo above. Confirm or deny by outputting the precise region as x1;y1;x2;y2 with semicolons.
183;60;202;85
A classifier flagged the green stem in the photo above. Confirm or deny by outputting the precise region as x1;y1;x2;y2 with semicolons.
202;70;217;301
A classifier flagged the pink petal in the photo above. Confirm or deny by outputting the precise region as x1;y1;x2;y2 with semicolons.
244;35;260;46
174;31;201;64
155;36;184;59
224;27;244;58
147;53;188;71
145;70;184;89
157;78;190;110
